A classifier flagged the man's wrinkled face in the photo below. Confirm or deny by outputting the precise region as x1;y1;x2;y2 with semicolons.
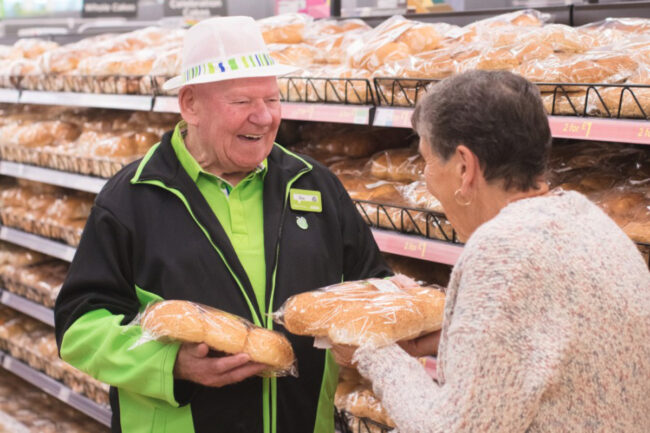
193;76;281;174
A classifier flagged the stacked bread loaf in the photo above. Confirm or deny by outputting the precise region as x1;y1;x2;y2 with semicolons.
275;275;446;347
140;300;296;376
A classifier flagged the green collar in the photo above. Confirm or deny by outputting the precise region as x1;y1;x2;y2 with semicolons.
170;121;267;186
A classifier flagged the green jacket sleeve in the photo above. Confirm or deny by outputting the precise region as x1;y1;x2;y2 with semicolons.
54;203;183;407
60;308;181;406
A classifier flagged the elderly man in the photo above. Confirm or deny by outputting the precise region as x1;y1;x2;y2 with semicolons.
54;16;390;433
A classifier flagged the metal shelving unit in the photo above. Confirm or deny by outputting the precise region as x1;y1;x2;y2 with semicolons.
20;90;153;111
0;161;107;194
0;289;55;326
0;352;111;427
0;226;76;262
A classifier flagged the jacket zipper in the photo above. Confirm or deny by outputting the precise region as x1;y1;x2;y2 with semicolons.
133;164;312;433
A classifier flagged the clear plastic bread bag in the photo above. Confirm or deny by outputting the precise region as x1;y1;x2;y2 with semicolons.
128;300;298;377
257;13;313;45
273;275;445;349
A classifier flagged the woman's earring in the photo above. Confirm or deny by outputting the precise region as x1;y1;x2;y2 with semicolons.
454;189;472;206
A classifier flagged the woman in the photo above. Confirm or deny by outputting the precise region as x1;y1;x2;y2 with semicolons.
333;70;650;433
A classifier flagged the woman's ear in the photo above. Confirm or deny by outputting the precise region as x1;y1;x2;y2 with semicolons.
178;86;199;126
455;144;480;194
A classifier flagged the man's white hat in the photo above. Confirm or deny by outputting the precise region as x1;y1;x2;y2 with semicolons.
162;16;299;91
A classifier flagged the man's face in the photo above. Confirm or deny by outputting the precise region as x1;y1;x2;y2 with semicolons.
192;76;281;174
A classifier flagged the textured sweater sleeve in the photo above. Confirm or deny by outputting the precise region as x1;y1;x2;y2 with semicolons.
354;231;567;433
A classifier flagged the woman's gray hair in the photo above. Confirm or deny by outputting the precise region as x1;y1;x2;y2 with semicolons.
412;70;551;191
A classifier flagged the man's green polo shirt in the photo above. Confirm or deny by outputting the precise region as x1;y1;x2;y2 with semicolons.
171;122;267;316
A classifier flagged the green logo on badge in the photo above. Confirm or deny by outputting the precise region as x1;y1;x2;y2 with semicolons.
296;216;309;230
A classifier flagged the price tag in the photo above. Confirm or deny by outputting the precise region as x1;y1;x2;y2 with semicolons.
403;239;427;259
0;291;9;304
57;386;71;402
638;126;650;139
561;120;592;138
2;356;12;369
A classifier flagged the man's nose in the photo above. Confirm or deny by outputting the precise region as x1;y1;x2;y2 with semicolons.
249;100;273;126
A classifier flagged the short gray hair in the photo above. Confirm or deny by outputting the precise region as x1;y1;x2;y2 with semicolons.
412;70;551;191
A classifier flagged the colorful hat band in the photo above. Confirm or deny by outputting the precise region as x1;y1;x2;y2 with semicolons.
182;52;277;84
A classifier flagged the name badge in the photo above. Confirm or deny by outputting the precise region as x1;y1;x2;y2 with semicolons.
290;188;322;212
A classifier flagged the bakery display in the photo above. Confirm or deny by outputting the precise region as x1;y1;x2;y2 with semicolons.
0;179;94;246
141;300;296;376
275;275;446;347
0;307;110;407
0;12;645;117
0;105;178;178
0;371;109;433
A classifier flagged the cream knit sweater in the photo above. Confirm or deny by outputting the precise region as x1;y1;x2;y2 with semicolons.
355;191;650;433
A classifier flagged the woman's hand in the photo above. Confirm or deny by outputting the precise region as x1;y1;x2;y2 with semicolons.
330;344;358;368
173;343;268;387
398;330;441;357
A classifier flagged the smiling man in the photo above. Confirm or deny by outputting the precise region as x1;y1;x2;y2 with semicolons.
54;16;390;433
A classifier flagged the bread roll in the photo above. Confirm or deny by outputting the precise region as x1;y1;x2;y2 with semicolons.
243;327;295;370
142;300;296;373
141;300;206;344
279;276;445;347
396;24;442;53
370;148;424;182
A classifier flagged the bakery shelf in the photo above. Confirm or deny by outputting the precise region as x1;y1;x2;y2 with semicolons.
373;108;650;145
280;77;376;105
0;226;76;262
0;288;54;327
20;91;153;111
0;352;111;427
281;102;373;125
0;88;20;103
371;228;463;266
0;161;107;194
153;96;179;113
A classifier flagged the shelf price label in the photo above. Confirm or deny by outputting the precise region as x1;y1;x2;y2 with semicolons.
403;239;427;259
392;109;413;128
2;356;11;370
638;127;650;139
561;120;592;138
0;291;9;303
374;108;413;127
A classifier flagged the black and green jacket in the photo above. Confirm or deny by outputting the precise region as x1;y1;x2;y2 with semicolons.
54;131;390;433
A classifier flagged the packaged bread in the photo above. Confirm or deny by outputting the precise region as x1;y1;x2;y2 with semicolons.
274;275;445;348
542;91;587;116
258;13;312;44
369;147;424;182
10;38;59;59
346;16;416;72
590;69;650;118
139;300;297;377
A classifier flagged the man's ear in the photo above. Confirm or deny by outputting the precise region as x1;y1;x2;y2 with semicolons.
179;86;199;126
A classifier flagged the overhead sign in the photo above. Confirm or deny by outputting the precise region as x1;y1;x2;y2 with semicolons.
276;0;330;18
82;0;137;18
164;0;226;19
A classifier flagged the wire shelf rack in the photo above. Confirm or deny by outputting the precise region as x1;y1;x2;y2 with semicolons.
335;408;392;433
278;76;375;105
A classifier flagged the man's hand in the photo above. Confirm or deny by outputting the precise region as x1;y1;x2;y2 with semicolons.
174;343;268;387
398;330;441;358
331;344;358;368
